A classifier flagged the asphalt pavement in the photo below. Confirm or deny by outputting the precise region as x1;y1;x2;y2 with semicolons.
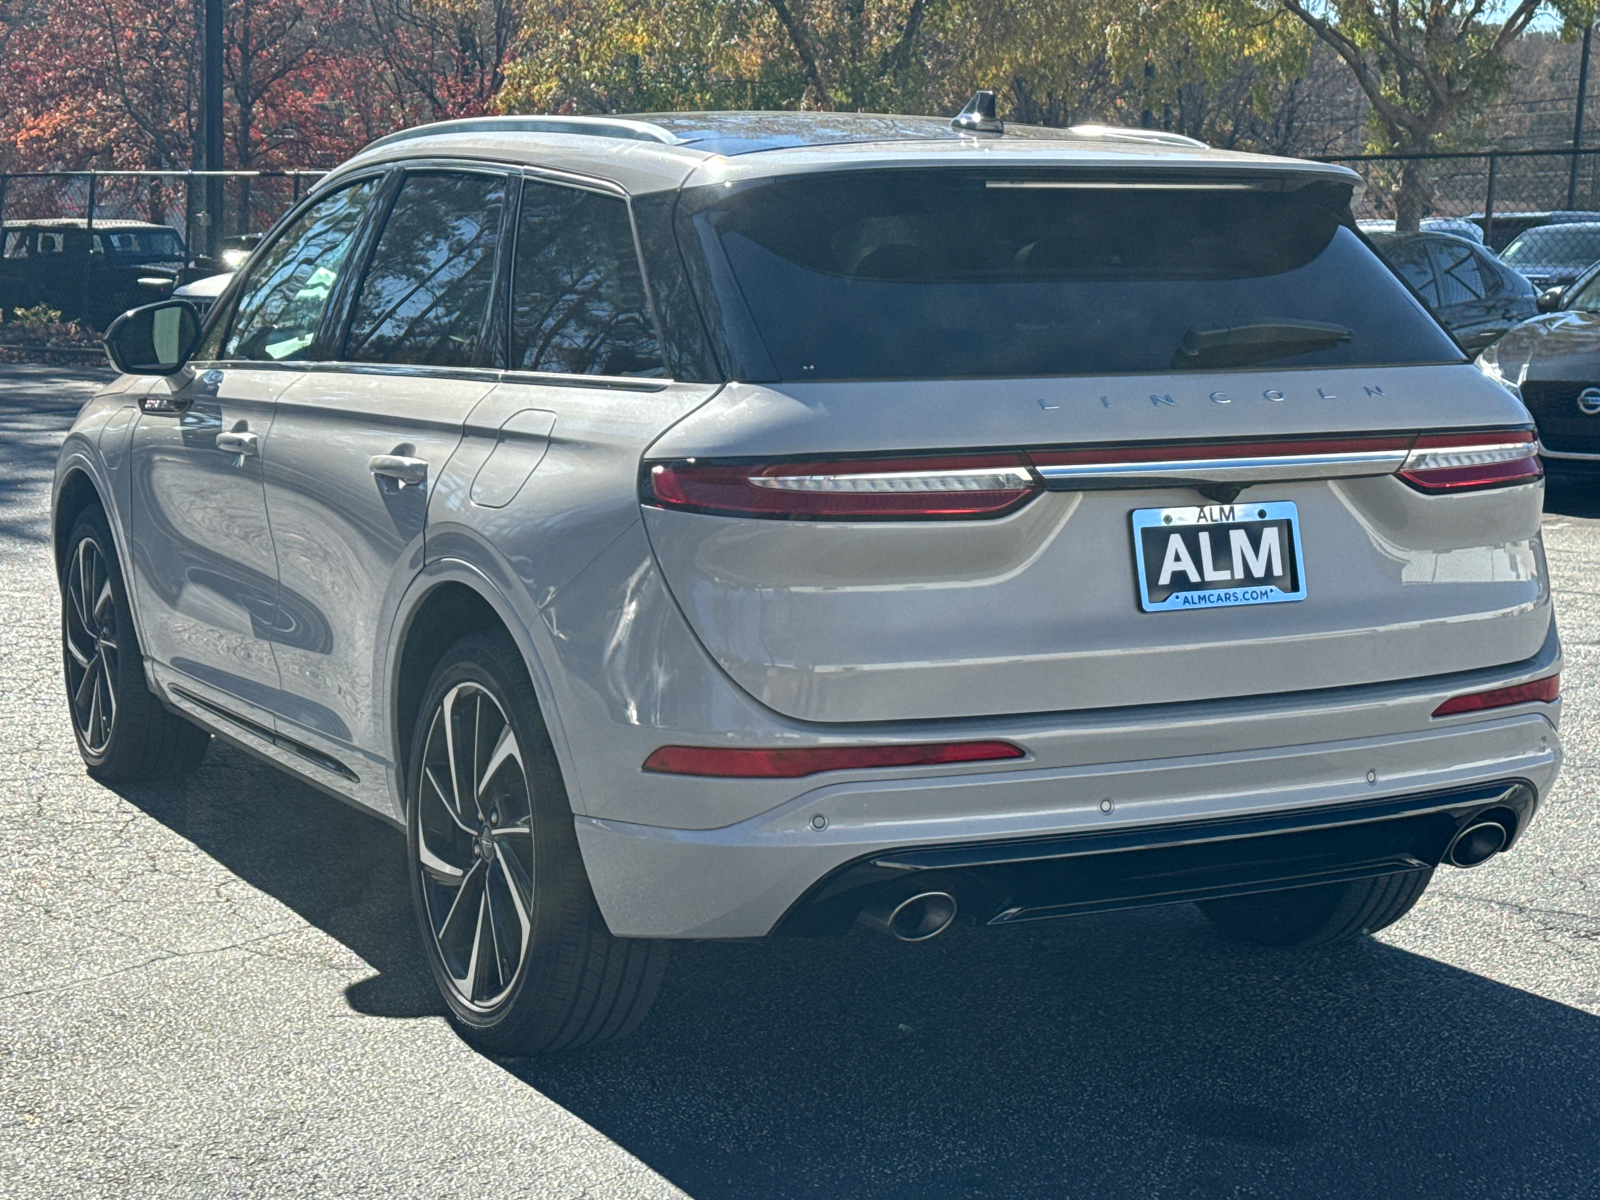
1;364;1598;1199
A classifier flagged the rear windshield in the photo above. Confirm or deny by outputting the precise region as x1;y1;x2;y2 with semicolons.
1503;225;1600;265
680;170;1463;381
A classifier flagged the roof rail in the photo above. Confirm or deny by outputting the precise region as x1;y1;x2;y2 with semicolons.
1067;124;1207;150
362;116;679;154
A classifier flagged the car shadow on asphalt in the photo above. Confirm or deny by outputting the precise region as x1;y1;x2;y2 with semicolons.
116;739;1600;1200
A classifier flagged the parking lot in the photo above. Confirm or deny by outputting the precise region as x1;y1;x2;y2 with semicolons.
1;364;1597;1199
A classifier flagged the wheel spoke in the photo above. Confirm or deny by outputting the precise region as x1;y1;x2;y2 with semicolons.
464;889;487;1001
477;722;521;799
66;638;91;668
436;859;484;944
496;845;533;946
424;765;475;835
87;670;103;745
92;578;114;629
98;659;116;731
484;873;508;993
441;685;477;823
74;654;100;712
417;825;466;880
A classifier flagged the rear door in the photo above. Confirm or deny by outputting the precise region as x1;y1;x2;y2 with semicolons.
261;166;512;790
642;166;1550;723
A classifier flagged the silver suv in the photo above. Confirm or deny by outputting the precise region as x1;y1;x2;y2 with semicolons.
56;109;1562;1052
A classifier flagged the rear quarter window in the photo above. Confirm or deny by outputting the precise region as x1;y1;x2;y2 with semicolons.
679;170;1464;381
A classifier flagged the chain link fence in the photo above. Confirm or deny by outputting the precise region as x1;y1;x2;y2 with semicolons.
1322;148;1600;252
0;168;326;258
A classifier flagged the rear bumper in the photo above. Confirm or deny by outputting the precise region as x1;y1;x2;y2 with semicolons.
576;707;1561;938
778;780;1535;935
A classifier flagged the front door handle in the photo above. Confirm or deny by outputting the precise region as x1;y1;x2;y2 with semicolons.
215;430;259;457
369;454;428;487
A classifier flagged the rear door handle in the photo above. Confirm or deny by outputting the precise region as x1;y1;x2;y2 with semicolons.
215;430;259;457
369;454;428;487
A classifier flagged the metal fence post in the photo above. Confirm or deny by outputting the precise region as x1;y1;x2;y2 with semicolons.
85;171;97;233
0;175;8;234
1484;153;1498;246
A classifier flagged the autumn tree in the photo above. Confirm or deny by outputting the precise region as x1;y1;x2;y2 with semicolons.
362;0;526;118
1278;0;1577;229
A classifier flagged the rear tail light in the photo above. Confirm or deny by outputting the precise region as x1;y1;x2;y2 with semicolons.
647;455;1038;520
1432;673;1559;717
1399;430;1541;492
645;427;1539;520
642;740;1026;778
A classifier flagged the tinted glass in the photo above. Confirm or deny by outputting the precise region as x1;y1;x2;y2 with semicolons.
1432;240;1486;305
223;179;379;362
101;229;184;258
683;171;1463;381
344;171;508;367
1504;226;1600;264
510;183;663;377
1379;238;1439;307
1566;270;1600;312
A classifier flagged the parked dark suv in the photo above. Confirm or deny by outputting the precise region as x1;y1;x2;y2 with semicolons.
0;218;186;329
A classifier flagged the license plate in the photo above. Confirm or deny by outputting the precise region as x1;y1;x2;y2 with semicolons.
1131;501;1307;612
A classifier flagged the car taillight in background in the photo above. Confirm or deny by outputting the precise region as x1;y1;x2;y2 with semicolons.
1398;429;1542;492
646;455;1039;520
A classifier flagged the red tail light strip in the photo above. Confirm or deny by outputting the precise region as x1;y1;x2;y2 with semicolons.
642;740;1026;778
1432;673;1559;717
648;455;1037;519
643;428;1540;519
1398;430;1541;492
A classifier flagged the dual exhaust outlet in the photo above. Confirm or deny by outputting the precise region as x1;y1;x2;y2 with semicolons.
857;814;1511;941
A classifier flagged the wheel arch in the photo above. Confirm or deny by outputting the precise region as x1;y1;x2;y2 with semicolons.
385;561;580;820
54;466;105;578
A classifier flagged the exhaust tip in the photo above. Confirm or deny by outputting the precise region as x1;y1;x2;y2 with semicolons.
860;891;959;941
1447;820;1509;868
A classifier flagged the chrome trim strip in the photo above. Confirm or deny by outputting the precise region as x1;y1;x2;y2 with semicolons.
1036;449;1409;485
170;685;360;782
1538;446;1600;461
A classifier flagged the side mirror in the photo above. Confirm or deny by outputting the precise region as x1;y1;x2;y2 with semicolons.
1537;287;1565;314
103;300;200;375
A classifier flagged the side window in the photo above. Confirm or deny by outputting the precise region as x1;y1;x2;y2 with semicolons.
220;178;379;362
511;182;664;377
3;232;25;258
1431;240;1487;306
1567;271;1600;313
343;171;508;367
1383;239;1440;308
38;233;64;255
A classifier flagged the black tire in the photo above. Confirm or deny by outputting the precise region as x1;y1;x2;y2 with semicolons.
405;630;668;1054
1197;868;1434;948
61;505;211;782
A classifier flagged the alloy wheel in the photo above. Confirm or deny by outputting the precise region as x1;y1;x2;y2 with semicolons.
415;682;536;1011
64;535;119;756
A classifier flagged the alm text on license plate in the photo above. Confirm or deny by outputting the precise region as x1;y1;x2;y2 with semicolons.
1131;501;1307;613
